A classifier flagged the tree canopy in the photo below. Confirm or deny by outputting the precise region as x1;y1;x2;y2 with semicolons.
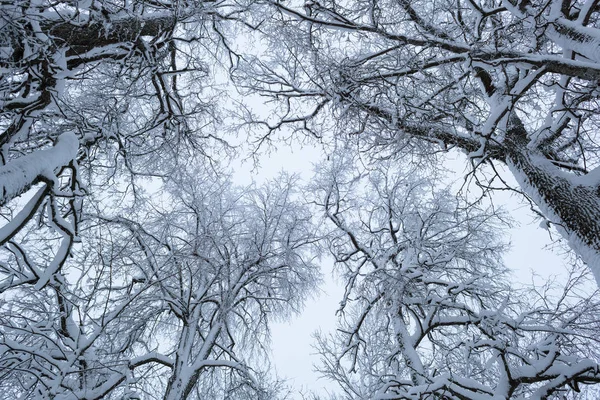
240;0;600;283
2;0;600;398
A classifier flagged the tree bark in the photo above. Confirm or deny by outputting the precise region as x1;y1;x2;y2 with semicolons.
45;15;177;55
505;118;600;282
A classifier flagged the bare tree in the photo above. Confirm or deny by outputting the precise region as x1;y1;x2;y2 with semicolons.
0;165;320;399
0;0;241;282
239;0;600;283
311;153;600;399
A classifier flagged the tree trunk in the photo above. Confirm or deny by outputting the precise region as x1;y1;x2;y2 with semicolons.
47;15;177;54
505;118;600;283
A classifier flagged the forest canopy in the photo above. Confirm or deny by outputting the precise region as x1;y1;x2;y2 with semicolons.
2;0;600;398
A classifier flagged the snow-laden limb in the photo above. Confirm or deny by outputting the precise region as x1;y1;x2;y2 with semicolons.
0;165;319;399
312;154;600;399
129;352;174;369
546;17;600;63
0;0;239;278
241;0;600;284
0;184;48;246
33;228;72;290
0;133;78;206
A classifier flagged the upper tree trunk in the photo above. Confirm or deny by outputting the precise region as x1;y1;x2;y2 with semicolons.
505;118;600;283
45;15;177;55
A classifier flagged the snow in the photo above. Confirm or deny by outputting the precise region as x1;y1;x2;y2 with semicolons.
546;18;600;63
506;155;600;286
467;136;487;160
68;44;130;64
52;48;70;96
4;2;600;398
34;231;72;290
0;184;47;246
0;132;79;206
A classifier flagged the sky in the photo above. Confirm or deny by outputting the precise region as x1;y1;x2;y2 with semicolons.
215;25;592;399
5;4;600;399
230;139;581;398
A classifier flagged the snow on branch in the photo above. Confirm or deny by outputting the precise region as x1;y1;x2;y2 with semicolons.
0;132;79;206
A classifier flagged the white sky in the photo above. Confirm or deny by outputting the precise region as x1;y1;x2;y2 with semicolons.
150;17;596;398
230;140;574;398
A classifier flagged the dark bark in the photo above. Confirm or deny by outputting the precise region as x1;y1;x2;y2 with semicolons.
369;102;600;267
45;15;177;56
3;13;177;66
504;117;600;261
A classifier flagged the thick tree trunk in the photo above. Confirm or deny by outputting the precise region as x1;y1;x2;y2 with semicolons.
375;106;600;282
4;14;178;59
163;320;222;400
45;15;177;55
163;320;196;400
163;371;193;400
505;119;600;282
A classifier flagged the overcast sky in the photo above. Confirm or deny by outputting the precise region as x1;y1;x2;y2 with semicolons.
229;139;578;398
